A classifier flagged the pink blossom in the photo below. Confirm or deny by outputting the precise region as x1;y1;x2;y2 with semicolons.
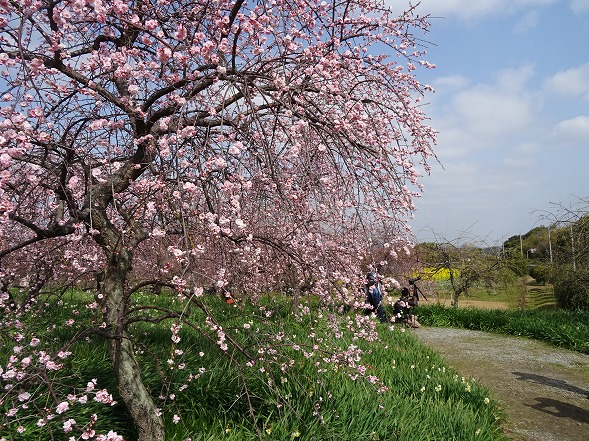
96;431;124;441
56;401;69;414
20;356;32;368
94;389;115;405
45;360;62;370
82;429;96;439
63;418;76;433
144;19;158;30
175;26;187;41
183;182;197;192
86;379;97;392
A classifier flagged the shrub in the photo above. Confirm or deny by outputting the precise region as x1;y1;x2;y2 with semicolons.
553;267;589;310
529;263;549;285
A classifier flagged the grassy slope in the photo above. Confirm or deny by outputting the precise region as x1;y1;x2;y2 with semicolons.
2;293;507;441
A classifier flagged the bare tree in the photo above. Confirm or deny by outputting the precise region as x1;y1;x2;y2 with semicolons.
420;232;511;308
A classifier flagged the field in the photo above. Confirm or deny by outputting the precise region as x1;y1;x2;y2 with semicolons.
408;276;557;311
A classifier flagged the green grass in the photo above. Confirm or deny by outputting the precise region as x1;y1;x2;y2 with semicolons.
426;281;522;307
424;277;558;310
525;285;557;309
416;304;589;353
1;292;508;441
159;328;506;441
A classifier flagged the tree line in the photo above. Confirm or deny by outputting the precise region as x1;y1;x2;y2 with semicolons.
401;197;589;310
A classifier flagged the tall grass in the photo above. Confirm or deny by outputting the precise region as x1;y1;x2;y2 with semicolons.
2;293;507;440
159;326;507;441
416;304;589;353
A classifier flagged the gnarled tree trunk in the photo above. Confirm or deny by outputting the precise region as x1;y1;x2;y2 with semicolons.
103;249;165;441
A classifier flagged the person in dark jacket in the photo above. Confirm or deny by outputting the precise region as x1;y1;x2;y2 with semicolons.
364;271;387;323
393;286;420;327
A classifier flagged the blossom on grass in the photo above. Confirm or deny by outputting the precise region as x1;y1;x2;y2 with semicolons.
63;419;76;433
56;401;69;414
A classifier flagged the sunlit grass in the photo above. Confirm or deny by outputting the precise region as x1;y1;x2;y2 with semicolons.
3;293;508;440
417;305;589;353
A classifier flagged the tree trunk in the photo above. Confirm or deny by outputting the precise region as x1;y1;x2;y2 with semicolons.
103;250;165;441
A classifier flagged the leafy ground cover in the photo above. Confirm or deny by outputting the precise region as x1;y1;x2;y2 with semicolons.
415;305;589;354
1;292;507;441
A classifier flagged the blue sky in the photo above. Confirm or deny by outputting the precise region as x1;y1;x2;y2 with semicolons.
386;0;589;245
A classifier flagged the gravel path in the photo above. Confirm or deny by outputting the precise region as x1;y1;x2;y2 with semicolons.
411;327;589;441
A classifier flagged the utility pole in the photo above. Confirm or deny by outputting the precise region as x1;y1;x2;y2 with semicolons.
548;228;553;263
571;226;576;271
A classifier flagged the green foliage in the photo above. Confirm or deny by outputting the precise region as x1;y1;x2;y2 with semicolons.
502;249;527;277
528;263;550;285
552;267;589;310
4;293;507;441
417;305;589;353
503;227;551;262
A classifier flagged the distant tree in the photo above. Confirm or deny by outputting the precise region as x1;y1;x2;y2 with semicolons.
537;197;589;309
421;233;514;308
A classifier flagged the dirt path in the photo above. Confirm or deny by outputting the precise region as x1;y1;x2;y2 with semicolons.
411;327;589;441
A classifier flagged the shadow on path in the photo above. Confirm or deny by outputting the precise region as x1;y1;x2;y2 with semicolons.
528;397;589;424
513;371;589;399
412;327;589;441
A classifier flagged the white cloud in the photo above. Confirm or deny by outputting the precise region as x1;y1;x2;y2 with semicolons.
552;115;589;144
514;10;540;32
504;142;540;167
495;65;536;92
431;66;539;150
457;89;530;129
434;74;471;90
570;0;589;14
543;63;589;100
388;0;557;21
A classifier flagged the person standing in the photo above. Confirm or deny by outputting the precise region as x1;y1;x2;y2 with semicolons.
365;271;387;323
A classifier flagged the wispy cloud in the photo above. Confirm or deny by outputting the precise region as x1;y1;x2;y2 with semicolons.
514;10;540;32
431;65;539;156
570;0;589;14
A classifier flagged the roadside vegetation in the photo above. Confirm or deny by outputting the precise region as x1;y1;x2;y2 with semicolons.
1;291;507;441
415;304;589;354
402;275;589;354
